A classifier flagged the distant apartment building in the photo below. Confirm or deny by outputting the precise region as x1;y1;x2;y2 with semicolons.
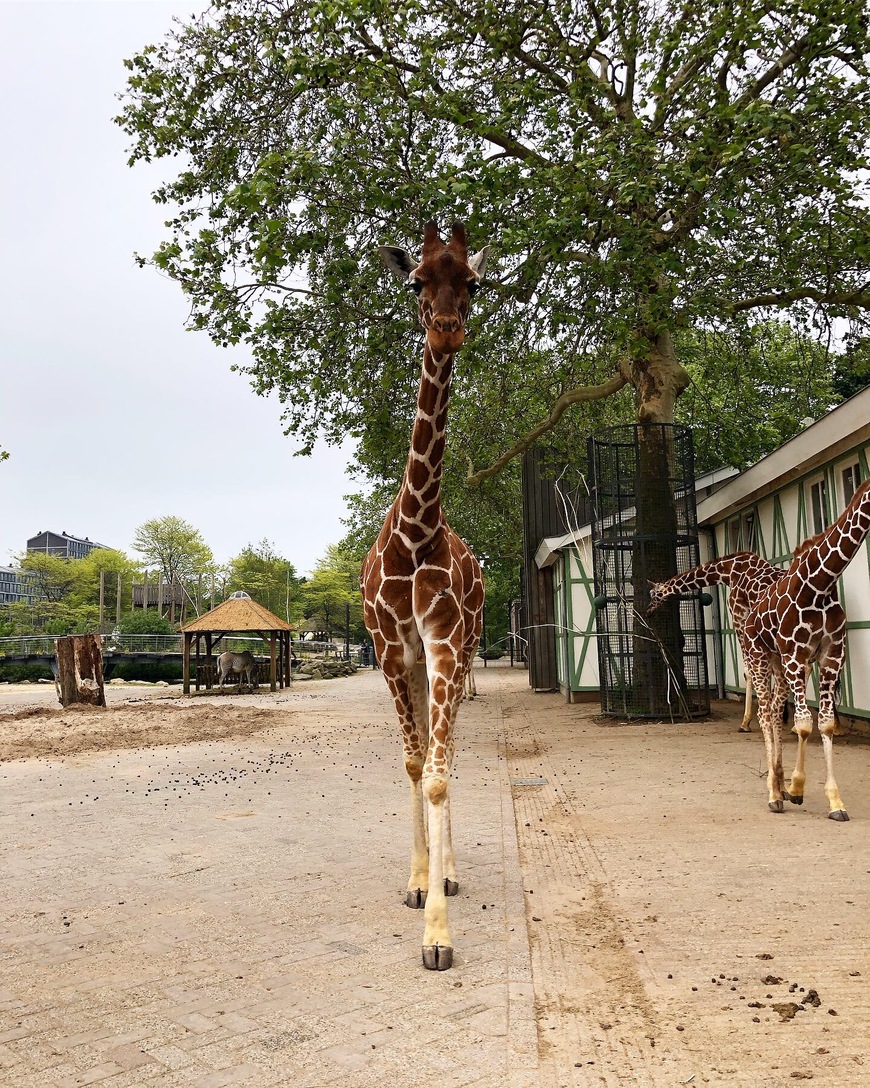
26;530;108;560
0;565;38;605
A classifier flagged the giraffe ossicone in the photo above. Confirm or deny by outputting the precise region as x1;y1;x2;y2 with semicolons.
361;221;488;970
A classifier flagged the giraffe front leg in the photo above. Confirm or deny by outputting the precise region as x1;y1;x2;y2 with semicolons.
784;666;812;807
767;670;788;811
817;667;848;821
405;758;429;907
401;662;431;906
443;793;458;896
421;774;452;969
738;675;754;732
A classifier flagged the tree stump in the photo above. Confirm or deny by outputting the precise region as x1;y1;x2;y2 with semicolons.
55;634;106;707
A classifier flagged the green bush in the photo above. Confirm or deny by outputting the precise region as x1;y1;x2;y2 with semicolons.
108;660;183;682
116;610;177;636
0;663;54;683
479;647;505;661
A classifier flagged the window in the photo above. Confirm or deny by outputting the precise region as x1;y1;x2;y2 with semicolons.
841;462;861;506
809;477;829;535
726;512;756;552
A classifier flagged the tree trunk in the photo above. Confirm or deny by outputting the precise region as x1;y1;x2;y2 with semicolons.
626;331;692;716
55;634;106;707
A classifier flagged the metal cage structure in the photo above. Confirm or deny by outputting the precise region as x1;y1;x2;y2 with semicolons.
588;423;710;719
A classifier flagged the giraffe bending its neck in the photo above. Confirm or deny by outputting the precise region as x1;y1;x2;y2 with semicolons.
743;477;870;821
361;222;489;970
649;552;782;732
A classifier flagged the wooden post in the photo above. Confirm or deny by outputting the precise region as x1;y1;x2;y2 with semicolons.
55;635;106;707
183;632;191;694
170;581;176;625
194;633;202;691
270;632;277;692
206;632;213;689
158;578;164;617
143;571;148;610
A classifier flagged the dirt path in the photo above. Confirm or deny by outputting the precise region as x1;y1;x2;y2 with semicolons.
499;675;870;1087
1;667;868;1087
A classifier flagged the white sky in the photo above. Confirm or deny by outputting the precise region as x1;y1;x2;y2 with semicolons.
0;0;356;577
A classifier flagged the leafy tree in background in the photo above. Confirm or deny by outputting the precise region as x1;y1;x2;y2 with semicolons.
20;553;78;603
226;538;300;622
131;516;215;590
301;545;366;641
676;322;839;472
118;0;870;483
68;549;140;619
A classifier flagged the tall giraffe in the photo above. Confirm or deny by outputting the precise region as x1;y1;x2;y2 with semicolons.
743;477;870;821
361;222;488;970
648;552;782;731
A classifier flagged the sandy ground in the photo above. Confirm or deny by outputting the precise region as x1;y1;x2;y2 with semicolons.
2;667;869;1087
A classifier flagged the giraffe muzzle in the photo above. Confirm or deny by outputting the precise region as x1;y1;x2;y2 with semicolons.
429;315;465;351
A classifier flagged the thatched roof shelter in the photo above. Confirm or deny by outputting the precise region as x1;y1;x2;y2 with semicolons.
179;592;294;694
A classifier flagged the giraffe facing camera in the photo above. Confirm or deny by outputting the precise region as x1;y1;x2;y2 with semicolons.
361;221;488;970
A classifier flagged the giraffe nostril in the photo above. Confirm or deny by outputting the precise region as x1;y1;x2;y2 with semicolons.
434;316;460;333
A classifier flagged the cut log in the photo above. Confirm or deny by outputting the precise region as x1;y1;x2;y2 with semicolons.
55;634;106;707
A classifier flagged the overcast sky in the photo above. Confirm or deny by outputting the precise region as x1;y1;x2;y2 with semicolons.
0;1;357;576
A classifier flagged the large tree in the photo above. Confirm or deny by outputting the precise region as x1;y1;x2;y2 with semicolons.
301;544;366;641
131;516;214;588
119;0;870;710
118;0;870;475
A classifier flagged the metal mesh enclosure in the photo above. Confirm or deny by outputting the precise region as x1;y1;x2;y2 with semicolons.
588;424;710;719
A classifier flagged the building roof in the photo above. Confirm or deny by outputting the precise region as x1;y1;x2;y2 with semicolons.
180;595;293;633
533;465;740;568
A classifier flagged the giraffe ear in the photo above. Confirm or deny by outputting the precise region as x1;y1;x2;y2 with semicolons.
468;245;491;279
379;246;418;280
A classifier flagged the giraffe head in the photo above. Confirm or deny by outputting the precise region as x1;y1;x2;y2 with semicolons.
646;581;668;614
379;222;490;355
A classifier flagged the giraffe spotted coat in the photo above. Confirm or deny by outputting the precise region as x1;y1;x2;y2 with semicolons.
360;222;488;970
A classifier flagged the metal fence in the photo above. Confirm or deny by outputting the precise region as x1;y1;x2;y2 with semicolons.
0;635;345;659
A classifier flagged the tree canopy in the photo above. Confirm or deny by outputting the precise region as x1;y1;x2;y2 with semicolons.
225;537;300;621
118;0;870;492
131;516;215;588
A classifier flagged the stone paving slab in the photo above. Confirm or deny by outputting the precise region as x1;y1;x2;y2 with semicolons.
1;668;538;1087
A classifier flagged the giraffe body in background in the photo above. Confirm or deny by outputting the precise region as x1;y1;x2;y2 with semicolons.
360;222;488;970
743;478;870;821
649;551;781;731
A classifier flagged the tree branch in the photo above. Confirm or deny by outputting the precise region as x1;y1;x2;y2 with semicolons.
466;370;629;485
727;285;870;314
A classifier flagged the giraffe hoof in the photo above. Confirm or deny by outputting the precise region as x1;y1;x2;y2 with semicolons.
422;944;453;971
828;809;850;822
406;888;427;909
783;791;803;805
738;725;752;733
444;878;459;896
768;800;784;813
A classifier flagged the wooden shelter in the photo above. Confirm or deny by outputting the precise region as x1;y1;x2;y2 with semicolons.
179;593;294;694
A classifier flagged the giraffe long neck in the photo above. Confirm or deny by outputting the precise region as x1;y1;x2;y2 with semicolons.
394;343;453;550
799;478;870;586
659;556;740;598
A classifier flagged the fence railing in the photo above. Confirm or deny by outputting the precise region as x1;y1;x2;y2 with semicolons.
0;634;344;659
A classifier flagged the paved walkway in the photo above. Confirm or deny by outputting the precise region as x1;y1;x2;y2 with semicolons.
1;666;537;1088
3;665;870;1087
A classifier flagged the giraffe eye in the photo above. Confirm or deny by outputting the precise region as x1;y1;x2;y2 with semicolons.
467;279;480;296
408;278;424;295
